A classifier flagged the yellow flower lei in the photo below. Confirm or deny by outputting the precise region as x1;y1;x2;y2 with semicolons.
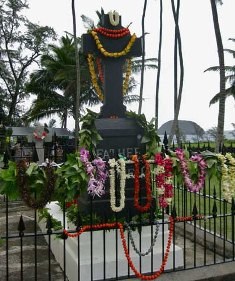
123;59;132;95
217;153;235;202
87;54;103;101
90;30;137;58
87;54;132;100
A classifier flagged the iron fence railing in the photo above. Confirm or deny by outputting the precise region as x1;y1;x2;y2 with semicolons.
0;160;234;280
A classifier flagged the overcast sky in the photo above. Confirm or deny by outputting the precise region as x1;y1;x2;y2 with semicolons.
25;0;235;131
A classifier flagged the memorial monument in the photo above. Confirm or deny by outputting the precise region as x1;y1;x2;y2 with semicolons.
40;11;183;281
80;10;153;218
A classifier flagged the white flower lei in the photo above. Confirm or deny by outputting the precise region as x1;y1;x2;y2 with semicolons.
108;158;126;212
217;153;235;202
108;10;120;26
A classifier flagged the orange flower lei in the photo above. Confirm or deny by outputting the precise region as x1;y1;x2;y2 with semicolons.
96;57;104;83
63;216;174;280
120;216;174;280
132;155;152;212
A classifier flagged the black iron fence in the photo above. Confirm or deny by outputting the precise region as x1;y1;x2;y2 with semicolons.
0;147;235;280
171;141;235;154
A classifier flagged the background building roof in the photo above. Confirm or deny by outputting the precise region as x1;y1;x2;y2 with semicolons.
7;127;74;138
158;120;205;136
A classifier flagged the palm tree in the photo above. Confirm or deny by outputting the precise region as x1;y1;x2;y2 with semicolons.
71;0;80;149
209;0;226;152
207;38;235;106
25;35;99;128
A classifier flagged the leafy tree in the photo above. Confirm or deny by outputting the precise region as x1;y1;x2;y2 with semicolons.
48;119;57;128
0;0;56;126
205;127;218;141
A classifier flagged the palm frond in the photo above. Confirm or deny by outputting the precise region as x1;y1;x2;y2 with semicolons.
123;94;140;104
224;48;235;58
81;15;95;30
209;92;222;106
210;85;235;106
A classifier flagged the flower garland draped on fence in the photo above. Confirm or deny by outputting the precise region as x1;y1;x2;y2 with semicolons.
154;153;174;208
217;152;235;202
175;149;207;193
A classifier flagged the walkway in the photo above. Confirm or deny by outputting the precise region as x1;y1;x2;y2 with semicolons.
0;198;66;281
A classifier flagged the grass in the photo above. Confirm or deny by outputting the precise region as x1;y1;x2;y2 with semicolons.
171;177;235;242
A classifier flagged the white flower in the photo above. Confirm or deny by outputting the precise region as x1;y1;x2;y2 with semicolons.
109;158;126;212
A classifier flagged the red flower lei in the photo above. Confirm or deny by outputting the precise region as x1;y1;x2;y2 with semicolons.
96;57;104;83
93;27;130;38
132;155;152;212
155;153;174;208
63;215;204;280
63;217;174;280
33;129;48;141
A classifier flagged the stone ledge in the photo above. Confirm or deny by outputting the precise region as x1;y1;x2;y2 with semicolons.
122;261;235;281
158;261;235;281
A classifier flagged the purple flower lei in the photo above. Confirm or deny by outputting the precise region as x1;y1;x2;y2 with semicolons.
175;149;207;193
80;148;107;197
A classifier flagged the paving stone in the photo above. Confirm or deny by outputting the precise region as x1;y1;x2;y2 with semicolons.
0;199;66;281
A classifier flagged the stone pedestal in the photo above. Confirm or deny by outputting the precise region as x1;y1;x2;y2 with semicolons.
38;202;183;281
95;118;145;159
34;140;44;164
78;117;151;219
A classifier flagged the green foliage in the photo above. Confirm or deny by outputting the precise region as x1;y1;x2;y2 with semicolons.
0;237;3;247
0;0;56;125
199;151;221;184
126;111;161;157
55;152;88;202
0;162;19;199
65;204;102;225
0;161;55;201
38;208;63;232
0;154;89;206
25;162;49;194
79;109;103;154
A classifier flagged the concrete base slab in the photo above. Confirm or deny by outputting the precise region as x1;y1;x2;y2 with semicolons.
38;202;184;281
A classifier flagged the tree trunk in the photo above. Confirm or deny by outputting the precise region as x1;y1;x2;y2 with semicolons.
168;0;184;145
138;0;148;115
72;0;81;150
155;0;163;130
210;0;226;152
